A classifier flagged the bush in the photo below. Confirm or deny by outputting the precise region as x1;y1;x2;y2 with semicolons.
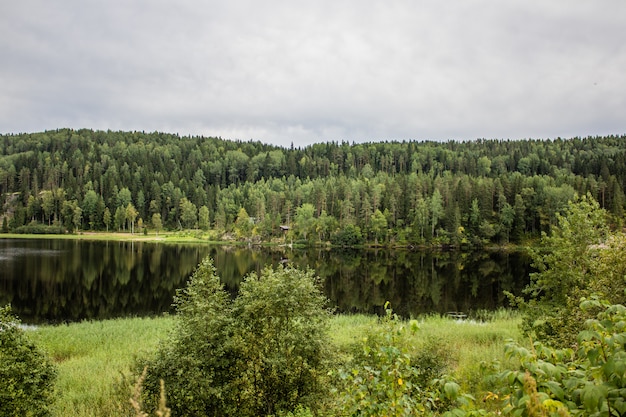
411;336;454;389
494;298;626;417
137;257;332;416
330;224;364;247
136;257;232;416
229;265;332;416
0;305;57;417
443;298;626;417
335;304;464;416
513;195;612;347
11;223;66;234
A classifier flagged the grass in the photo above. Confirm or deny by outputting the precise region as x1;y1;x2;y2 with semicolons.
412;313;523;392
31;316;174;417
30;312;522;417
0;230;285;246
0;231;199;243
330;312;522;381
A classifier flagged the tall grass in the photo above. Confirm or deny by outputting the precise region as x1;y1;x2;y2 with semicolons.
412;313;523;392
330;311;523;393
31;316;174;417
32;312;521;416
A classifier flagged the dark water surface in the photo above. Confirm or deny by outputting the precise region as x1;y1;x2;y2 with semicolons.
0;239;531;324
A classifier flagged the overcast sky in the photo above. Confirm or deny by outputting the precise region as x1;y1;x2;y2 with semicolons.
1;1;625;148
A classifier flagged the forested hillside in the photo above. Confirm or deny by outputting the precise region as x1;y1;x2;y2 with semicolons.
1;129;625;246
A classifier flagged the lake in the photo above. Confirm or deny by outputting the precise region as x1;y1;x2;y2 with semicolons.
0;239;531;324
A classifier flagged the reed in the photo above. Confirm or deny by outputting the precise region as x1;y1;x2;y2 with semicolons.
32;312;521;416
31;316;174;417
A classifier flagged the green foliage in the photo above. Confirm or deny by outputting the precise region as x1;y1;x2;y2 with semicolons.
0;305;57;417
129;367;171;417
330;223;364;246
584;233;626;310
234;206;253;240
230;265;331;416
11;224;66;234
495;299;626;417
515;195;613;347
441;299;626;417
294;203;316;242
125;203;139;233
575;299;626;417
198;205;210;230
412;336;454;389
103;207;112;231
178;198;197;229
335;306;421;416
3;129;626;247
151;213;162;234
137;257;331;416
369;209;388;244
136;257;231;416
335;304;467;416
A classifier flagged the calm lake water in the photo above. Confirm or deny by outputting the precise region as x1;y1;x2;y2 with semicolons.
0;239;531;324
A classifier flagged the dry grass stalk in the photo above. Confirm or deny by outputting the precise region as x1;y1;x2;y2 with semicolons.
130;366;170;417
130;367;149;417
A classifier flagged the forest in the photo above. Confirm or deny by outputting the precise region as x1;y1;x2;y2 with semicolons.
1;129;625;246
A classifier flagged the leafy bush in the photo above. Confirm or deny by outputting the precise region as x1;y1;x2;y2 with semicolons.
513;195;612;347
137;257;332;416
11;224;66;234
330;224;364;247
336;307;422;416
229;264;332;416
335;304;465;417
0;305;57;417
412;336;454;389
495;298;626;417
446;298;626;417
136;257;231;416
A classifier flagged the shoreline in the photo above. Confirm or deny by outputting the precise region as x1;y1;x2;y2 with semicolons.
0;231;530;251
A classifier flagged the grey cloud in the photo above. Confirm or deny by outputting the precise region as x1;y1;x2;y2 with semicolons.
1;0;624;147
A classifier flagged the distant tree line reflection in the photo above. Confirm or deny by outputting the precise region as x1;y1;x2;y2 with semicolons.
0;239;530;324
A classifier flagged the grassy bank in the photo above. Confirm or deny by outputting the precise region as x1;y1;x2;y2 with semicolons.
0;231;535;251
30;316;175;416
30;312;522;417
0;230;293;246
0;231;213;244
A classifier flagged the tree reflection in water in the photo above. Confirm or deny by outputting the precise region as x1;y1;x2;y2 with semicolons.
0;239;530;324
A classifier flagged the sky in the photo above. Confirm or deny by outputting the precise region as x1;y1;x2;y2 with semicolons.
1;1;625;148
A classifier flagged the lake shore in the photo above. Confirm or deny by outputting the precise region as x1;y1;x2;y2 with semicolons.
0;231;236;245
0;231;529;252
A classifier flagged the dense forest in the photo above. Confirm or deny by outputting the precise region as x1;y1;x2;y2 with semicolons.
1;129;625;246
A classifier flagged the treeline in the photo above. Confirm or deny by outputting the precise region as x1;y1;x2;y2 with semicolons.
1;128;625;246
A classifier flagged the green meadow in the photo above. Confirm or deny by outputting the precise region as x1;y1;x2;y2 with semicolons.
30;316;175;416
30;312;522;417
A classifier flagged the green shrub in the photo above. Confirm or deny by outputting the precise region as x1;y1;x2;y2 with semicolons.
513;195;612;347
411;336;454;389
0;305;57;417
330;224;364;247
494;298;626;417
136;257;232;416
137;257;332;416
229;265;332;416
445;298;626;417
335;304;466;417
11;224;66;234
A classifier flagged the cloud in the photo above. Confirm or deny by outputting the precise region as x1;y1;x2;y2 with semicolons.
1;0;625;147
